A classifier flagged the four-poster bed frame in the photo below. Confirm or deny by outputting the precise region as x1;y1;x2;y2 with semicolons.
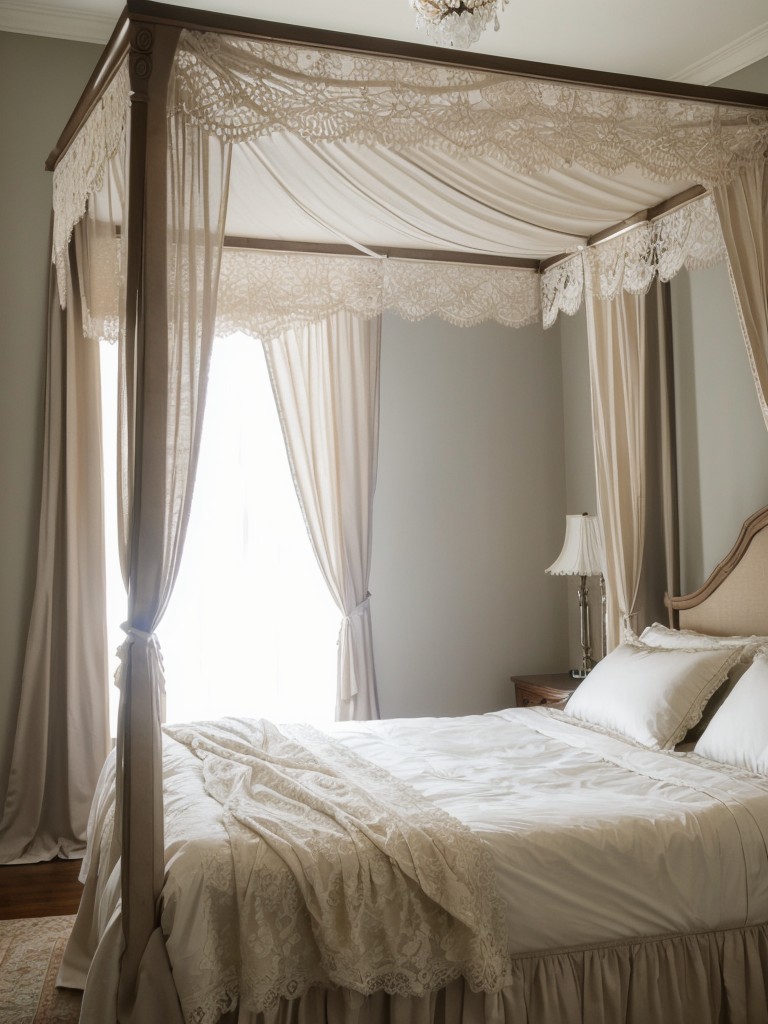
44;3;768;1021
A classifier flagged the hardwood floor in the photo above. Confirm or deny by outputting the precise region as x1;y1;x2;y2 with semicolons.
0;858;83;920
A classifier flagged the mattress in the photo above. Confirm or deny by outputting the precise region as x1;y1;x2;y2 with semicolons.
61;707;768;1023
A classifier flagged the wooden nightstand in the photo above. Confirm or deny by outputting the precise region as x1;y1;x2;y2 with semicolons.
511;672;582;709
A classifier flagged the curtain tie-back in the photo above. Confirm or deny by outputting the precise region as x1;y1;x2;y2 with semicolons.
338;596;372;703
343;595;371;624
114;624;166;692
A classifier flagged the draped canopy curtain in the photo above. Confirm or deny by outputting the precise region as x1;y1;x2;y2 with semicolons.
714;161;768;433
0;225;110;864
110;85;231;1019
263;311;382;721
586;289;647;649
585;279;678;651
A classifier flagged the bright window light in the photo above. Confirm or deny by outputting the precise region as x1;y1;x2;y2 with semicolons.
100;333;340;733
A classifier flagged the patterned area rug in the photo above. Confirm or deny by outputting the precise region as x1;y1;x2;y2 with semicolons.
0;916;82;1023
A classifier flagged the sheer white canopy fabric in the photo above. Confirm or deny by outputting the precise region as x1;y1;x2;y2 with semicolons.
112;114;230;1019
263;312;382;721
223;135;678;256
52;32;768;336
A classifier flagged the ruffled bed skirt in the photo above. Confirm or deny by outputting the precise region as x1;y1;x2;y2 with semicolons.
218;923;768;1024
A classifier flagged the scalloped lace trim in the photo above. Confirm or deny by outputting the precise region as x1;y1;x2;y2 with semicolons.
541;194;726;327
74;200;725;341
172;32;768;189
52;61;129;307
215;251;540;338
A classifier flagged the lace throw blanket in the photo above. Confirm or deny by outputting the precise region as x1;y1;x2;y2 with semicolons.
163;718;508;1012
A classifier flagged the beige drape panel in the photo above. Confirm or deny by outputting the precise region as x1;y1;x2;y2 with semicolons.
0;230;109;863
586;281;679;650
111;117;230;1021
263;311;381;721
638;281;680;624
714;162;768;430
586;290;646;648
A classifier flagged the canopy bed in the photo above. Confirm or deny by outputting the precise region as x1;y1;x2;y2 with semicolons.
63;504;768;1024
9;0;768;1019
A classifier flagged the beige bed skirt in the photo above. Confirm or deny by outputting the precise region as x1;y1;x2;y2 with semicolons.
216;922;768;1024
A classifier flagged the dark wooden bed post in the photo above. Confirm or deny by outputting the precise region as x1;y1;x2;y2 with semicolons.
117;13;181;1018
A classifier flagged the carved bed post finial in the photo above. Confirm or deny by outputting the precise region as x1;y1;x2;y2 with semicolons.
129;22;154;96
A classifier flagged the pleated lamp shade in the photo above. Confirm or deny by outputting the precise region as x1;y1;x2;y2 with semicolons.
546;514;603;577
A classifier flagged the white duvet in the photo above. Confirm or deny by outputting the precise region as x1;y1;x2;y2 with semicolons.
62;707;768;1024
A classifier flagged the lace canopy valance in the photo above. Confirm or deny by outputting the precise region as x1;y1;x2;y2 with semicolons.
52;30;768;332
541;193;727;328
171;32;768;183
81;197;727;344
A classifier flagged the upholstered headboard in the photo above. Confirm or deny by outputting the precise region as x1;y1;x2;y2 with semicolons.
666;505;768;637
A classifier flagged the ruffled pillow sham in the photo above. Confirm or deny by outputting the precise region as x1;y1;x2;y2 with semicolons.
565;641;747;750
639;622;767;652
694;652;768;773
637;623;767;743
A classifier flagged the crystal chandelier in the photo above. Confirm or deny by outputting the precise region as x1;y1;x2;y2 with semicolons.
410;0;509;49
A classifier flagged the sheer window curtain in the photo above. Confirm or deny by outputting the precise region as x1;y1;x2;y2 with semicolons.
0;227;110;864
263;311;382;721
150;331;340;727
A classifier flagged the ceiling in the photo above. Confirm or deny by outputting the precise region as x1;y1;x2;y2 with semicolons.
1;0;768;86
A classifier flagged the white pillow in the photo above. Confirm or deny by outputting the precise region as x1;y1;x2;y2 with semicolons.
639;622;767;651
565;642;745;750
694;653;768;773
637;624;766;743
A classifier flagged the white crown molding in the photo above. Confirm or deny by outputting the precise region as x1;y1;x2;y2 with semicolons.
672;21;768;86
0;1;115;45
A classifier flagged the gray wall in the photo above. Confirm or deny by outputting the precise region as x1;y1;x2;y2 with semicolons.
671;260;768;592
717;56;768;92
371;314;568;718
0;33;102;795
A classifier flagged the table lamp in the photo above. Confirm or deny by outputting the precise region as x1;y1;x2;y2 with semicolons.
546;513;605;678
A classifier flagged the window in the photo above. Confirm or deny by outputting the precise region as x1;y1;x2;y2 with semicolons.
100;333;340;733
